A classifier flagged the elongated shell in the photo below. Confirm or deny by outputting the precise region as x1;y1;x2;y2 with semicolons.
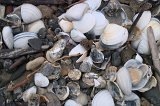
84;0;102;11
27;20;45;33
70;29;87;42
92;90;115;106
21;3;42;23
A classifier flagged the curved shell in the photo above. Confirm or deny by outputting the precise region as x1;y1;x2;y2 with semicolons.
84;0;102;11
65;3;89;21
59;19;73;33
2;26;14;49
27;20;45;33
21;3;42;23
34;73;49;87
73;12;96;33
69;44;87;56
14;32;38;49
92;90;115;106
70;29;87;42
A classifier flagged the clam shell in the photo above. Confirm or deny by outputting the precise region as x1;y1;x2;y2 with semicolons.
13;32;38;49
21;3;42;23
73;12;96;33
65;3;89;21
65;99;82;106
92;90;115;106
116;67;132;95
22;86;37;102
70;29;87;42
2;26;14;49
34;73;49;87
59;19;73;33
84;0;102;11
27;20;45;33
69;44;87;56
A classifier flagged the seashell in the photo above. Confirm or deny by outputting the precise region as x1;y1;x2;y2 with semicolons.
73;12;96;33
68;69;82;80
0;33;2;49
116;67;132;95
79;56;93;72
105;66;117;81
65;3;89;21
26;57;45;71
76;51;88;63
28;94;40;106
121;4;135;20
2;26;14;49
100;24;128;50
133;11;151;30
59;19;73;33
84;0;102;11
70;29;87;42
22;86;37;102
27;20;45;33
55;86;69;100
69;44;87;56
46;39;67;63
124;92;140;106
151;5;160;16
21;3;42;24
13;32;38;49
67;82;81;96
65;99;82;106
92;90;115;106
90;11;109;36
111;51;121;67
34;73;49;87
94;76;106;88
124;59;141;68
135;53;143;63
75;92;88;105
0;5;5;18
6;14;22;27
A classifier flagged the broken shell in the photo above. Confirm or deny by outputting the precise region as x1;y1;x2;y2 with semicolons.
125;92;140;106
69;44;87;56
84;0;102;11
75;92;88;105
68;69;82;80
65;99;82;106
2;26;14;49
116;67;132;95
55;86;69;100
46;39;67;63
13;32;38;49
26;57;45;71
27;20;45;33
70;29;87;42
59;19;73;32
22;86;37;102
65;3;89;21
100;24;128;50
79;56;93;72
73;12;96;33
67;82;81;96
92;90;115;106
21;3;42;23
34;73;49;87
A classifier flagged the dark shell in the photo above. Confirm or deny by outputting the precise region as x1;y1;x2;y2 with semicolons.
90;48;104;63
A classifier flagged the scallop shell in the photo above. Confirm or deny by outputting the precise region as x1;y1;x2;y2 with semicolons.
65;99;82;106
92;90;115;106
14;32;38;49
2;26;14;49
69;44;87;56
73;12;96;33
70;29;87;42
59;19;73;33
27;20;45;33
21;3;42;23
84;0;102;11
65;3;89;21
116;67;132;95
34;73;49;87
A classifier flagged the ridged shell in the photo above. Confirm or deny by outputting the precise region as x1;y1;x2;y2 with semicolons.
27;20;45;33
34;73;49;87
2;26;14;49
84;0;102;11
92;90;115;106
70;29;87;42
21;3;42;23
69;44;87;56
59;19;73;33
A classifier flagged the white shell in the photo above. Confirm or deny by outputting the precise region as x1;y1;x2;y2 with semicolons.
92;90;115;106
69;44;87;56
34;73;49;87
65;3;89;21
137;39;150;55
59;19;73;32
22;86;37;102
21;3;42;23
73;12;96;33
133;11;151;30
27;20;45;33
84;0;102;11
116;67;132;95
90;11;109;36
13;32;38;49
135;53;143;63
70;29;87;42
65;99;82;106
2;26;14;49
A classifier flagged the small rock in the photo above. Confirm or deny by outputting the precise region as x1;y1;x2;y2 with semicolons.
34;73;49;87
28;38;42;50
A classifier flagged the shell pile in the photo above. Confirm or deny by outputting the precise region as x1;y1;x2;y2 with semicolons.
0;0;159;106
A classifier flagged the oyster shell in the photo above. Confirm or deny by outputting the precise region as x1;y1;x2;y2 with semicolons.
27;20;45;33
68;69;82;80
70;29;87;42
59;19;73;33
55;86;69;100
34;73;49;87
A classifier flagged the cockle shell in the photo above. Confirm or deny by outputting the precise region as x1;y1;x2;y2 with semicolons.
69;44;87;56
92;90;115;106
22;86;37;102
73;12;96;33
27;20;45;33
34;73;49;87
116;67;132;95
59;19;73;33
21;3;42;23
65;3;89;21
2;26;14;49
70;29;87;42
14;32;38;49
84;0;102;11
65;99;82;106
100;24;128;49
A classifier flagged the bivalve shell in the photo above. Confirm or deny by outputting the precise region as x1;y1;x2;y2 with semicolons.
69;44;87;56
68;69;82;80
55;86;69;100
70;29;87;42
65;99;82;106
59;19;73;33
84;0;102;11
34;73;49;87
27;20;45;33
